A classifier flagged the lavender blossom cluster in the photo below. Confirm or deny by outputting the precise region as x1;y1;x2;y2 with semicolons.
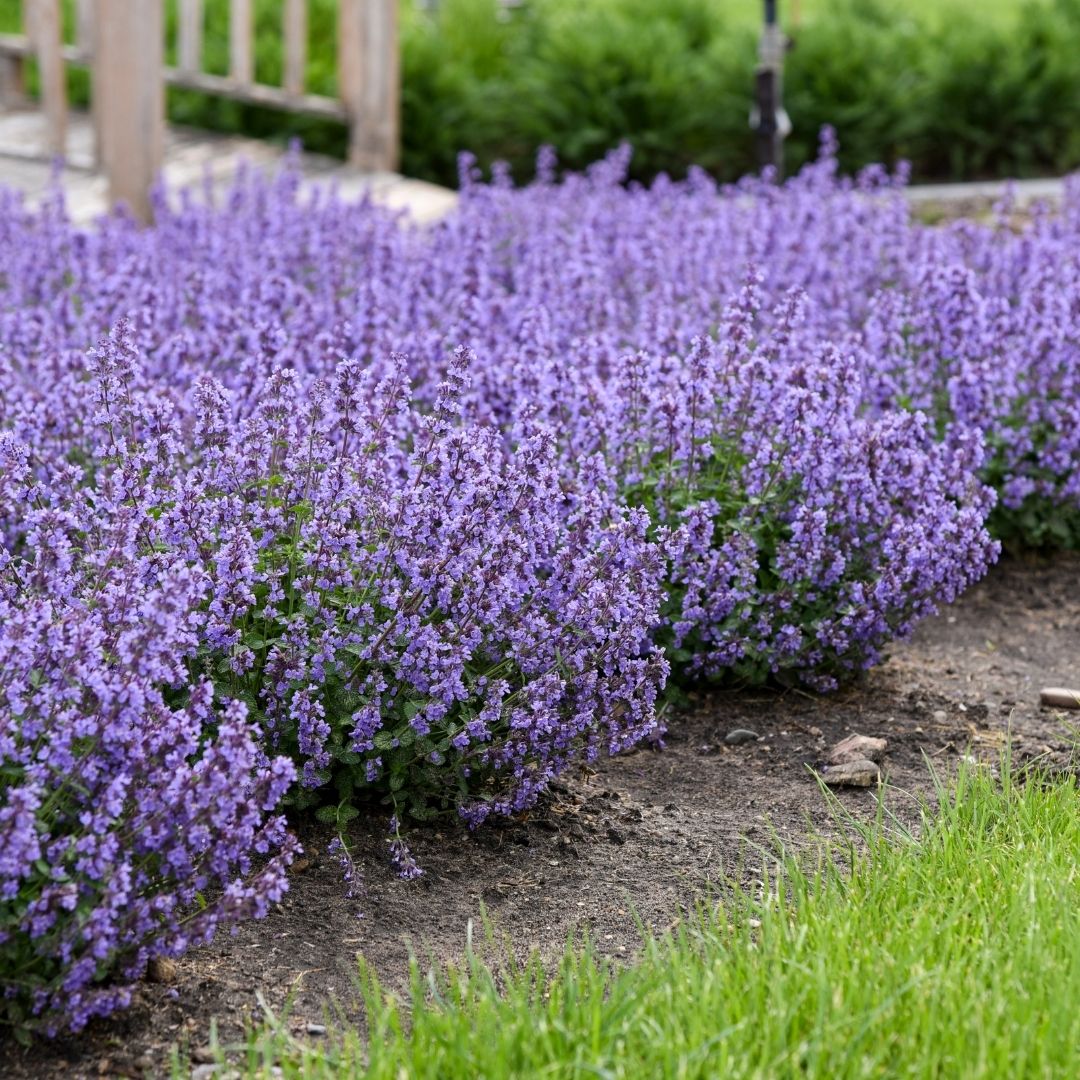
5;135;1064;1033
521;281;998;689
0;422;298;1033
0;318;666;1034
2;140;1076;541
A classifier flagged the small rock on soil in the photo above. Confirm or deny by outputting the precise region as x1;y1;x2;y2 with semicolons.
145;957;178;985
822;759;882;787
1039;687;1080;710
724;728;760;746
828;734;888;765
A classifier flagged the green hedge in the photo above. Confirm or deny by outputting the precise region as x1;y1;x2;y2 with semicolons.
6;0;1079;186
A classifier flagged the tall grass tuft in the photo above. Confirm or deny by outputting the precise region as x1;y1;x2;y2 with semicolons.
233;759;1080;1078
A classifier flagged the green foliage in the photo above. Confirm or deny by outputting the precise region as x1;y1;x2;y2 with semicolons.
228;760;1080;1078
983;419;1080;550
469;0;756;184
207;554;490;822
400;0;521;183
783;0;929;174
988;496;1080;550
914;0;1080;179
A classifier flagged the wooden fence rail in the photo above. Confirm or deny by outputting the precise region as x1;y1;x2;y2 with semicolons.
0;0;400;221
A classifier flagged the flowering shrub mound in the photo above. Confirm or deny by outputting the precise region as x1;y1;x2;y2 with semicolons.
855;257;1080;549
0;323;666;1033
504;282;998;688
178;348;667;828
0;432;298;1034
6;320;668;813
445;148;1080;551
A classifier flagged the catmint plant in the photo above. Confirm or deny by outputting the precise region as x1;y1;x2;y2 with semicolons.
0;430;297;1035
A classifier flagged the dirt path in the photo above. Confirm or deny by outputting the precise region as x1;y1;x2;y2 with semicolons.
6;552;1078;1078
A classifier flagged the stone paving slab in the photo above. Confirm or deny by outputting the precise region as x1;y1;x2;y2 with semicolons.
0;107;458;225
904;176;1066;207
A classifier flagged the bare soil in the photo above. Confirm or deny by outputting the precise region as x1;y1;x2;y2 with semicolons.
5;552;1079;1079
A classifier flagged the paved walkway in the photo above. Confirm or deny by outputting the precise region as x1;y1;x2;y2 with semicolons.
904;175;1066;209
0;107;459;225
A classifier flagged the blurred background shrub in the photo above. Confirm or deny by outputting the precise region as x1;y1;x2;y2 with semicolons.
2;0;1078;186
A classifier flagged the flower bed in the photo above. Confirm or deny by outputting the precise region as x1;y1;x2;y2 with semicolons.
8;143;1073;1032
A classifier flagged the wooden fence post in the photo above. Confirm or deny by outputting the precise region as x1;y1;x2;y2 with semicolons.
338;0;400;173
283;0;308;98
75;0;101;167
75;0;95;54
178;0;204;75
230;0;253;85
94;0;164;224
29;0;67;157
0;52;24;107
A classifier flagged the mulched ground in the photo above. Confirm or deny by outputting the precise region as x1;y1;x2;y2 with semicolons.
5;551;1078;1078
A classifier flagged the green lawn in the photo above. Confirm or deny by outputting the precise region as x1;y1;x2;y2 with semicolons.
204;760;1080;1078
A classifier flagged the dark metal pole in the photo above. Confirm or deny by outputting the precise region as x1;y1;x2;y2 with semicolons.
753;0;789;177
